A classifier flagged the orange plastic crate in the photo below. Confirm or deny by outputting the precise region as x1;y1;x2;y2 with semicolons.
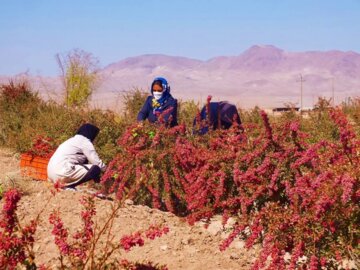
20;153;50;181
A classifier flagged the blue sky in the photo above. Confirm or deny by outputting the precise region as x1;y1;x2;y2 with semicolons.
1;0;359;76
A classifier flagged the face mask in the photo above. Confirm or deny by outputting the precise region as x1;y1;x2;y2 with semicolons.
153;92;163;100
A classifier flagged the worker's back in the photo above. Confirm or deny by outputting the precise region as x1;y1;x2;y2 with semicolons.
194;101;242;134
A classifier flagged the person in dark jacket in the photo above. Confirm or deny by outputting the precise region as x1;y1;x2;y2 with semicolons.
194;101;242;134
137;77;178;127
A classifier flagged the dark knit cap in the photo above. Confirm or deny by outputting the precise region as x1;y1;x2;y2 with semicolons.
76;123;99;142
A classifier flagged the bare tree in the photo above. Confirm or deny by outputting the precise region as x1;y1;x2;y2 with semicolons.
56;49;99;107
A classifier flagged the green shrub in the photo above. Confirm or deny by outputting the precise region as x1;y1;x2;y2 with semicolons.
0;81;126;163
0;80;43;149
178;100;200;128
342;97;360;135
121;88;148;123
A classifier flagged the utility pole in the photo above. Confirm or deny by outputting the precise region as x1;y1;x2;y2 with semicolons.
297;74;306;114
332;77;335;107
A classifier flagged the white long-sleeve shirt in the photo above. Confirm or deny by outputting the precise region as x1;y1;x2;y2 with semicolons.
47;134;106;183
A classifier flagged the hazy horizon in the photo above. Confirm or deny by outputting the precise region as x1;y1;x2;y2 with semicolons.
2;44;359;111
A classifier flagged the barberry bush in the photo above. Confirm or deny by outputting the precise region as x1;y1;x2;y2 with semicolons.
102;105;359;269
1;79;359;268
0;189;38;269
222;109;359;269
0;187;169;269
49;194;169;269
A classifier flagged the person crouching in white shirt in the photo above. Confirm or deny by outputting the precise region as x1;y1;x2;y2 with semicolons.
47;123;106;190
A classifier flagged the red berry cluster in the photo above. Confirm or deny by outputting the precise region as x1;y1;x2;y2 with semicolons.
26;135;56;158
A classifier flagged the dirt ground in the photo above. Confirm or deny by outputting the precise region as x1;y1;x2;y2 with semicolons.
0;147;259;270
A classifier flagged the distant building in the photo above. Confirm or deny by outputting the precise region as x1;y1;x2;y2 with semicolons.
271;106;314;118
300;106;314;112
272;107;300;112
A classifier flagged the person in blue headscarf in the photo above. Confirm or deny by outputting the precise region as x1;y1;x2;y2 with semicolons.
137;77;178;127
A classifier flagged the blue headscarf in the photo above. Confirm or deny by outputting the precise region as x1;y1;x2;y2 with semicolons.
151;77;171;113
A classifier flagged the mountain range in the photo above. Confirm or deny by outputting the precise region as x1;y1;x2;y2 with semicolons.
2;45;360;110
